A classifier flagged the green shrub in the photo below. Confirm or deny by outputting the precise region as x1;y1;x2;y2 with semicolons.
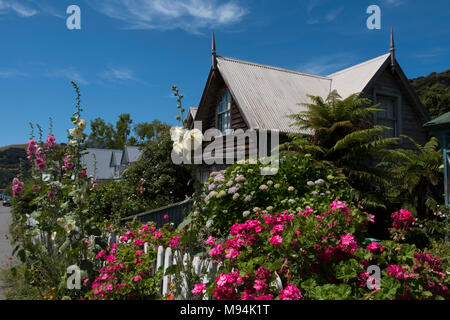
198;154;353;234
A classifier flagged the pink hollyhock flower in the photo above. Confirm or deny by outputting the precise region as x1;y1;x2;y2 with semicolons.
83;278;89;284
106;284;113;291
133;275;142;282
11;177;24;197
32;185;38;191
269;235;282;245
139;186;145;195
294;230;301;236
164;214;169;219
119;235;128;242
47;192;55;198
45;135;56;149
27;140;38;156
206;236;215;245
280;284;302;300
191;283;206;295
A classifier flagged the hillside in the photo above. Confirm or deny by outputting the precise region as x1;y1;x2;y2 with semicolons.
410;69;450;119
0;146;30;189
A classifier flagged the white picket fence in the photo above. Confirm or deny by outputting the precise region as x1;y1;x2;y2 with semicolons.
107;235;219;298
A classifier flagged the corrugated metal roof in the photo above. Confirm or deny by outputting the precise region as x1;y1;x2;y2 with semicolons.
81;148;122;180
328;53;390;99
215;53;390;134
217;56;331;134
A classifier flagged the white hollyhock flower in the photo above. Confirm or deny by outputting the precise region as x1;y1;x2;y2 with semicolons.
170;126;185;143
76;119;86;130
172;141;184;157
182;128;203;151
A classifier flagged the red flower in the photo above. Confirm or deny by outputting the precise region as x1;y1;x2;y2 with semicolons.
80;170;87;177
8;257;13;261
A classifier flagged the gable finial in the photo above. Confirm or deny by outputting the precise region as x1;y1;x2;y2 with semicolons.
212;31;217;70
390;27;396;72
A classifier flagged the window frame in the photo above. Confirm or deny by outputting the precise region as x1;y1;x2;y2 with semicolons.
373;87;402;140
216;89;232;134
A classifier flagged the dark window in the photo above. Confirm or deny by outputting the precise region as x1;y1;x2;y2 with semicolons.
376;94;398;138
217;90;231;134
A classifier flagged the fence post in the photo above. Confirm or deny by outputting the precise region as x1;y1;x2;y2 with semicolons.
162;247;173;296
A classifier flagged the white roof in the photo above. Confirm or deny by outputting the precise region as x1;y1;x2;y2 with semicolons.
328;53;390;99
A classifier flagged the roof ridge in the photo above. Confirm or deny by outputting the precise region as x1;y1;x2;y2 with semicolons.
217;56;331;81
327;53;390;77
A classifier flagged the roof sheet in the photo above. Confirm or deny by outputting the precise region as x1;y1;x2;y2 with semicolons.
217;56;331;133
81;148;121;180
328;53;390;99
423;111;450;130
121;146;142;164
214;53;391;134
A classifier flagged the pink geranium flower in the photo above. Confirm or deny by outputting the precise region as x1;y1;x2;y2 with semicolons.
269;235;282;245
206;236;215;245
192;283;206;295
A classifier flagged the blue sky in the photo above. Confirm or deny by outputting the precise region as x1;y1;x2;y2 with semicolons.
0;0;449;146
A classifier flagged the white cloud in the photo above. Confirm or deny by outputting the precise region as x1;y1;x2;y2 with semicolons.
297;53;358;76
0;68;28;78
45;68;88;85
100;67;136;81
306;0;344;25
87;0;248;33
0;0;37;17
382;0;407;7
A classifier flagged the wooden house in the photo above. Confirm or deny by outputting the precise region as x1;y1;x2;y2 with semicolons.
191;31;430;183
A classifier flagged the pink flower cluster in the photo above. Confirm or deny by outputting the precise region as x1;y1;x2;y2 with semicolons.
12;177;24;198
280;284;302;300
192;283;206;295
391;209;417;231
386;264;419;280
27;139;51;171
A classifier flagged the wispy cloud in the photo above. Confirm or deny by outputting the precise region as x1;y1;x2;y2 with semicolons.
87;0;248;34
382;0;408;7
297;53;358;76
412;47;448;62
306;0;344;25
0;0;37;17
45;68;88;85
0;68;28;78
0;0;64;18
100;67;136;81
